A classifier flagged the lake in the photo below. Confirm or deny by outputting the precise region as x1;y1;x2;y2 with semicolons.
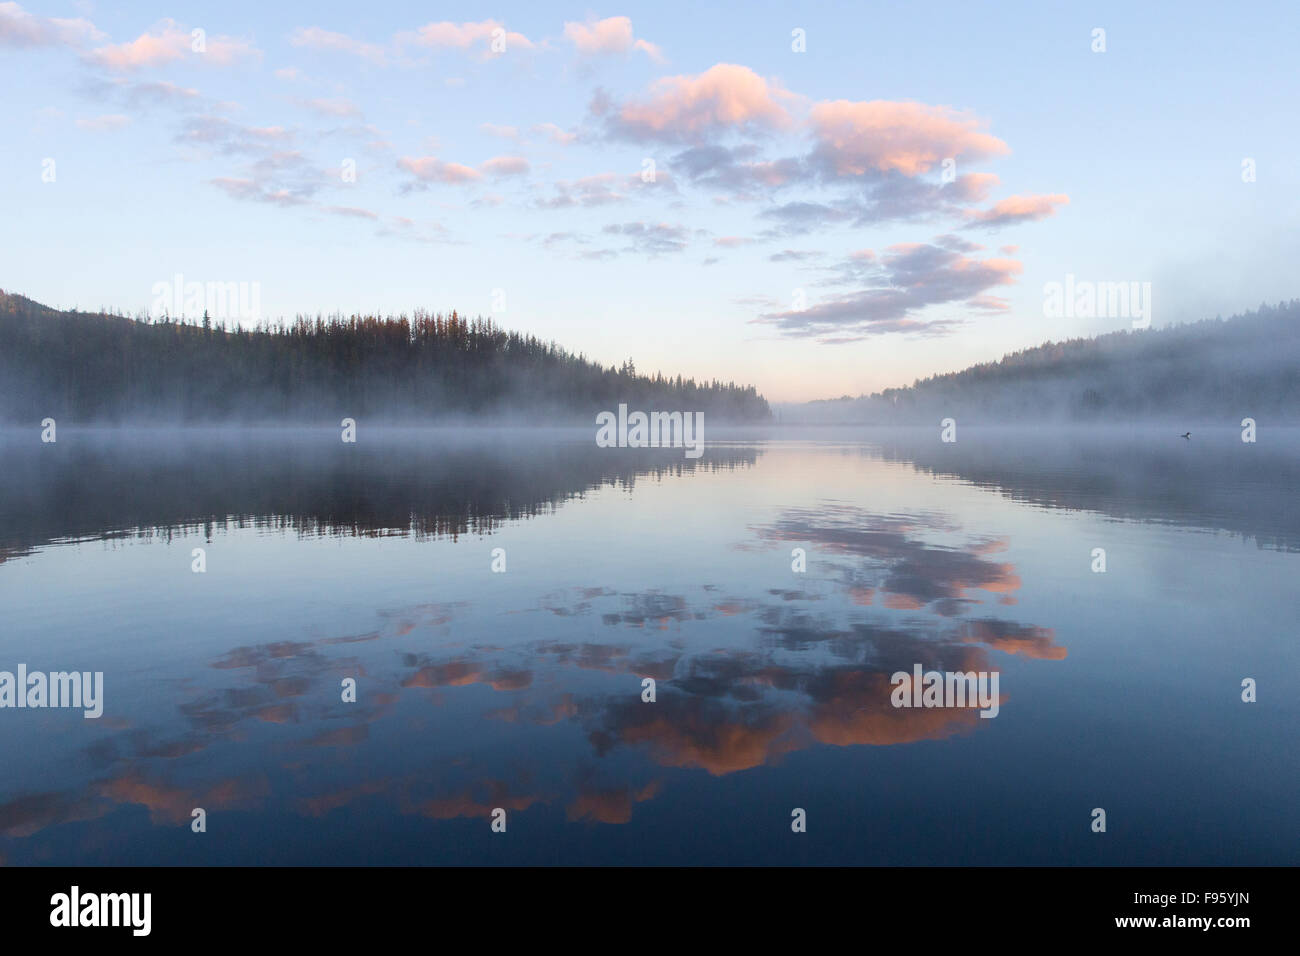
1;425;1296;865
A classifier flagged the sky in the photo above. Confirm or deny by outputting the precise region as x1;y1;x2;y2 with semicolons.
2;1;1298;402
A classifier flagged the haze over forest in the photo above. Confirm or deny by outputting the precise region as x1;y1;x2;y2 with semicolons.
0;290;769;424
3;291;1297;425
780;301;1300;424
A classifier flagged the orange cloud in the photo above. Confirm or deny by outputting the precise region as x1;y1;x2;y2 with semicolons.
402;660;485;688
809;99;1009;177
419;785;541;820
99;770;267;825
806;668;988;747
616;709;799;776
958;619;1067;660
566;781;662;824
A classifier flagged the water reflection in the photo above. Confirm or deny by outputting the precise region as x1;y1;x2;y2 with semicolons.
2;506;1060;842
0;428;759;560
0;430;1295;864
868;426;1300;551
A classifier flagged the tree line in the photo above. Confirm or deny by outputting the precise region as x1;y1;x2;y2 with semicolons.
0;291;771;424
792;300;1300;423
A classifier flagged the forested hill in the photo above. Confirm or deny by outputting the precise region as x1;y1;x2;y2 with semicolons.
787;300;1300;424
0;291;770;424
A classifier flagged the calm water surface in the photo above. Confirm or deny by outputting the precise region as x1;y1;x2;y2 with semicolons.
1;426;1296;865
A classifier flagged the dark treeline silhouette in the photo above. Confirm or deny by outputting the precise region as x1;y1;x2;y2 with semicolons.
0;430;761;563
787;301;1300;423
864;427;1300;552
0;290;770;423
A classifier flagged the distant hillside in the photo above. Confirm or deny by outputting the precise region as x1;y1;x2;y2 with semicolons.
785;301;1300;424
0;291;770;424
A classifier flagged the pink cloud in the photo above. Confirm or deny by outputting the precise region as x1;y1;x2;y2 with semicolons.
88;19;260;70
397;156;483;184
949;171;1000;202
87;22;189;69
564;16;664;63
605;63;793;142
963;193;1069;228
532;122;576;145
967;294;1011;311
400;19;533;53
809;99;1010;177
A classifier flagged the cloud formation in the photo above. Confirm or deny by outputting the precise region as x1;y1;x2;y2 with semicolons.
535;171;676;209
808;99;1009;178
398;19;533;54
177;116;293;155
755;242;1023;341
0;1;102;48
564;16;664;63
598;63;794;143
963;193;1070;229
592;66;1067;241
602;221;691;256
87;19;260;70
397;155;483;184
481;155;529;177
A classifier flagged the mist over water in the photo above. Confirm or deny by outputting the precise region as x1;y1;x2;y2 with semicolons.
1;425;1295;864
0;427;757;561
775;302;1300;425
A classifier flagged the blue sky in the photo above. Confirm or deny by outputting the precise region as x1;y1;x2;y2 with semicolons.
2;1;1297;401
